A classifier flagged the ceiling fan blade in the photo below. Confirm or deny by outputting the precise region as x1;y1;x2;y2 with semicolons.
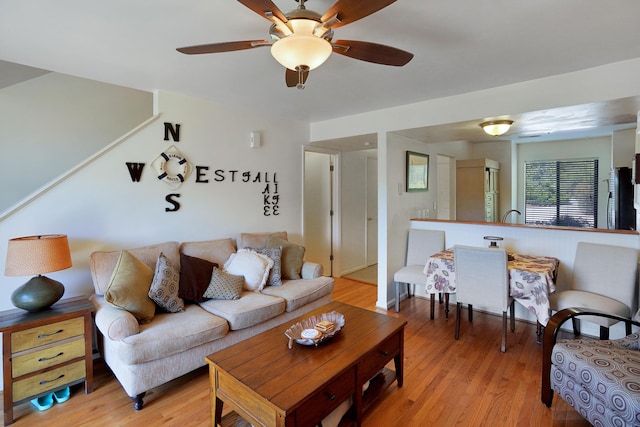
332;40;413;66
285;68;309;89
322;0;397;28
236;0;288;23
176;40;269;55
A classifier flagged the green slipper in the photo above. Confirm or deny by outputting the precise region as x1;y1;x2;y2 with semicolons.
30;393;54;411
53;386;70;403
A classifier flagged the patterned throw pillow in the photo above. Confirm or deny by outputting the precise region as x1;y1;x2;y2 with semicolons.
266;236;305;280
203;267;244;300
251;246;282;286
148;252;184;313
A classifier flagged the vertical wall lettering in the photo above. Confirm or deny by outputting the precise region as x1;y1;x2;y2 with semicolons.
262;173;279;216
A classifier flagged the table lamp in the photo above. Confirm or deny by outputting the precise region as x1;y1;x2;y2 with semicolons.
4;234;72;312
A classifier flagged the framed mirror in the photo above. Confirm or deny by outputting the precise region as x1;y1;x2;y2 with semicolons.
406;151;429;192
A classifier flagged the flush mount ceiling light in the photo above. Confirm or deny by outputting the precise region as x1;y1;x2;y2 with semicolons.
480;120;514;137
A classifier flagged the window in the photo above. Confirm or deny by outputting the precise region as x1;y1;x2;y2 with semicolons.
524;159;598;228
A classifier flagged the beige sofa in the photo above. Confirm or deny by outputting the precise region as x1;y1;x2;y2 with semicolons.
89;232;334;410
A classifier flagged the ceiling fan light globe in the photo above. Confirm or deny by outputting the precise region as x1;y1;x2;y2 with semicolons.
271;34;332;71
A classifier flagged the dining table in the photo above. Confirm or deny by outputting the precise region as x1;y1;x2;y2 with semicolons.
423;248;560;328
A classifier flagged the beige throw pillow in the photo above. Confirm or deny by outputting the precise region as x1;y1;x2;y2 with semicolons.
105;250;156;324
266;236;305;280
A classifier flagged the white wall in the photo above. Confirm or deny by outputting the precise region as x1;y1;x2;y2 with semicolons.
0;90;309;313
0;73;152;213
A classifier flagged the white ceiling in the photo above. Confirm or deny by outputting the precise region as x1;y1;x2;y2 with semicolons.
2;0;640;140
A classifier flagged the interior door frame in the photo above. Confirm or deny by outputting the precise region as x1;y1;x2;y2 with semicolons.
303;147;341;277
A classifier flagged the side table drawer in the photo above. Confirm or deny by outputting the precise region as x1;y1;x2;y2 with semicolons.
359;333;400;383
13;360;86;402
11;317;84;352
12;338;86;377
296;367;355;427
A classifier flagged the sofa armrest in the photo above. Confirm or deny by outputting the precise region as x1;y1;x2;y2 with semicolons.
90;294;140;340
301;261;323;279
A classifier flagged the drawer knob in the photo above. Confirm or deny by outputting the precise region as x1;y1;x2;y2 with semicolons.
39;374;65;385
39;352;64;362
326;393;336;401
379;349;389;356
38;329;64;339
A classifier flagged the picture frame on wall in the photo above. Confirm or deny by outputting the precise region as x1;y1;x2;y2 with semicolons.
406;151;429;192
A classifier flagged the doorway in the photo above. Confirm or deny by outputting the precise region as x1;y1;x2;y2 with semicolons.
303;150;335;276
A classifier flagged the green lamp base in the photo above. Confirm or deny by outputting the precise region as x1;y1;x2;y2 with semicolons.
11;275;65;312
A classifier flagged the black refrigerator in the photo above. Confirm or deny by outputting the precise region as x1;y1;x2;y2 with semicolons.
608;167;636;230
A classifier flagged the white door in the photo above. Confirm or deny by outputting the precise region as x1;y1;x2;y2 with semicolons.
304;151;333;276
366;156;378;266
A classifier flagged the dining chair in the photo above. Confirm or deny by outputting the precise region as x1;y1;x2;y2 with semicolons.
393;229;445;312
453;245;514;352
549;241;638;339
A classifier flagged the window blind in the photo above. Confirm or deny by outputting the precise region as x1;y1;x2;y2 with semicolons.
524;159;598;228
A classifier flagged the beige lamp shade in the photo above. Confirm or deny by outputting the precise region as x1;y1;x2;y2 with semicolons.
5;234;72;276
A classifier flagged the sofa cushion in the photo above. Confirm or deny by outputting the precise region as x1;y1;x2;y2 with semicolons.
223;249;273;292
198;291;286;330
148;252;184;313
266;236;305;280
236;231;288;249
116;304;229;365
104;250;156;324
261;277;334;312
90;241;180;295
179;238;236;266
203;267;244;300
252;246;283;286
178;253;216;303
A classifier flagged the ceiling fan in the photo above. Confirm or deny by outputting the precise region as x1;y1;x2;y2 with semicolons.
176;0;414;89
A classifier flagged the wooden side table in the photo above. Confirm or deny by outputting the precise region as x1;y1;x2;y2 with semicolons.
0;296;94;425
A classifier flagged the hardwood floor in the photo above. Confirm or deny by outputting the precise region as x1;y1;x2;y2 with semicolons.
1;278;590;426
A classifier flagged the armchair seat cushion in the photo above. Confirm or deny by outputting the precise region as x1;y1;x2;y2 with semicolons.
551;334;640;426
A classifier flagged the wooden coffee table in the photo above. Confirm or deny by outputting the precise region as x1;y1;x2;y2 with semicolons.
206;301;406;427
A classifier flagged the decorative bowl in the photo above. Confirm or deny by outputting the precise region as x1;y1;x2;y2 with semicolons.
285;311;345;349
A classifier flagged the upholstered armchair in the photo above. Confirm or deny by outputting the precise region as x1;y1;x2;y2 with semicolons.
541;308;640;426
